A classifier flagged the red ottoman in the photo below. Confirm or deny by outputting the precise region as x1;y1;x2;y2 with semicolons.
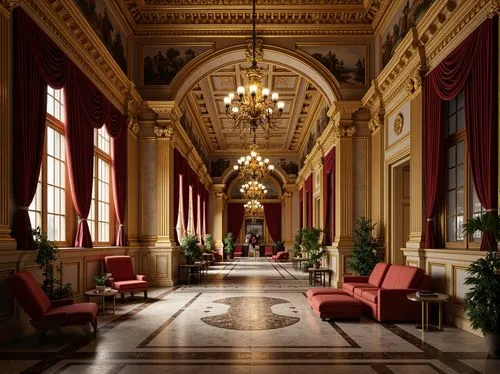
306;288;346;300
309;294;362;320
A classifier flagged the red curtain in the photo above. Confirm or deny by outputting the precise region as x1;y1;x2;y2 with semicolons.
12;9;127;249
305;175;313;228
323;148;335;244
299;188;303;229
203;187;208;238
182;164;191;232
263;203;281;243
227;203;244;240
424;18;498;249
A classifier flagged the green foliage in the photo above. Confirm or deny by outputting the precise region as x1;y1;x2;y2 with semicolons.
301;227;324;266
275;240;285;252
223;232;234;256
462;213;500;333
94;273;112;286
292;231;302;257
32;227;73;300
349;217;379;276
203;233;215;253
181;232;201;263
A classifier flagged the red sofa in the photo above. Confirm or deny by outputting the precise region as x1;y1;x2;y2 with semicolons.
5;271;98;340
264;246;274;257
233;246;243;257
271;251;289;262
308;263;431;322
104;256;148;302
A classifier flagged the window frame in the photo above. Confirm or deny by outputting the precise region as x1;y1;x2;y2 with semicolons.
442;93;482;250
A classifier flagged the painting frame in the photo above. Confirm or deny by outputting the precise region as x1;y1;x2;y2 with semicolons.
295;42;369;87
140;43;214;87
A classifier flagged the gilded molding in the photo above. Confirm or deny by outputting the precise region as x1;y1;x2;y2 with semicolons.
134;28;374;37
127;115;141;136
405;67;426;95
246;38;263;63
154;121;175;139
487;0;500;17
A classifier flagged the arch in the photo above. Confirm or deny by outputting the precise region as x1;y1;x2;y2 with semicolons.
171;44;342;106
220;164;289;188
226;174;283;201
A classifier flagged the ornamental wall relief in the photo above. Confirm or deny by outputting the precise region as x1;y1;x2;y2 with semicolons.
393;112;404;136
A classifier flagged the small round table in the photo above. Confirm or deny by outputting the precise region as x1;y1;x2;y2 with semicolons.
406;292;449;331
85;289;119;316
307;268;332;287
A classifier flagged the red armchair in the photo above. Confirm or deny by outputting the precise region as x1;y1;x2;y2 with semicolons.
271;251;289;262
5;271;98;341
233;246;243;257
104;256;148;302
264;246;274;257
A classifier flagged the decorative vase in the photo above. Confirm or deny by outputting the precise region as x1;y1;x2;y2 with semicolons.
96;285;105;292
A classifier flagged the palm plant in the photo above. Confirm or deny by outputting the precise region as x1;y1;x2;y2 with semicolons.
203;233;215;253
349;217;379;276
301;227;324;269
462;213;500;356
181;232;201;264
223;232;234;258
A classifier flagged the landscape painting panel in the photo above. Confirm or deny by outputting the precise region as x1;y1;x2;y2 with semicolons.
299;44;367;86
74;0;128;74
381;0;434;67
143;45;212;86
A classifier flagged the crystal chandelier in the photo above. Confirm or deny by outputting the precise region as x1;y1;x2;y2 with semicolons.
240;180;267;200
223;0;284;138
244;199;263;216
233;143;274;181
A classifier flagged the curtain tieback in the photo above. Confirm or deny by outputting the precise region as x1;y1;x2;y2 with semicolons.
119;224;125;227
426;218;434;222
18;206;29;211
79;218;87;222
486;208;497;212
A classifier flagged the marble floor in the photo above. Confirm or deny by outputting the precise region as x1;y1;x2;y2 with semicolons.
1;258;499;374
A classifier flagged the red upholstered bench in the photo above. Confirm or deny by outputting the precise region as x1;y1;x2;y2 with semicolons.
309;292;362;320
306;287;346;300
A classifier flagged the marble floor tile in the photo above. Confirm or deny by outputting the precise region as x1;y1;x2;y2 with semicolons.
0;258;497;374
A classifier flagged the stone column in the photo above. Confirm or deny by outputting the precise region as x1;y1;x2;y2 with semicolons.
211;184;226;255
0;4;15;249
154;120;176;248
282;184;296;250
405;70;426;266
127;118;140;246
329;101;361;285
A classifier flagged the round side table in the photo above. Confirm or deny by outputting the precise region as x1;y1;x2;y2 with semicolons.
406;292;449;331
85;289;119;316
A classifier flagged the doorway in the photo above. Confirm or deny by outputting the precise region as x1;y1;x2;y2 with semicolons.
390;160;410;265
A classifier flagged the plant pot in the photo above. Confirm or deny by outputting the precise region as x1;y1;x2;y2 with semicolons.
96;285;105;292
484;331;500;357
186;259;194;265
314;262;320;269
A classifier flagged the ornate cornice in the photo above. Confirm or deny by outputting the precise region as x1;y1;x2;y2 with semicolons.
1;0;22;15
127;115;141;136
22;0;142;114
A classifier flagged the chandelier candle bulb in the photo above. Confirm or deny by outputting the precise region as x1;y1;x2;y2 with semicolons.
228;92;235;100
249;85;258;95
277;101;285;110
262;88;270;97
271;92;279;101
237;86;245;96
224;96;231;106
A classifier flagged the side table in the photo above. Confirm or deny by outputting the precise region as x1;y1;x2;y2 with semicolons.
307;268;332;287
406;292;449;331
85;289;119;316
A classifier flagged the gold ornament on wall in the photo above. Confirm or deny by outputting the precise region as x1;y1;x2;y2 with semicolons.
393;113;404;136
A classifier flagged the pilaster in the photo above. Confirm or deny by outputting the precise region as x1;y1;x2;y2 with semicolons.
406;71;426;249
0;3;15;249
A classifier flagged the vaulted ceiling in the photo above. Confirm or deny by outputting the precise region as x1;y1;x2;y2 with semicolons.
182;61;325;153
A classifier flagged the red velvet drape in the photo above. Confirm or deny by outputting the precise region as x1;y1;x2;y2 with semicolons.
182;164;191;232
174;149;183;243
424;18;498;249
12;9;127;249
299;188;303;229
305;175;313;228
263;203;281;243
227;203;245;240
323;148;335;244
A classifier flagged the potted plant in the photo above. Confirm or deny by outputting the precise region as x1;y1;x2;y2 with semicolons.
181;232;201;264
203;233;215;254
275;240;285;253
223;232;234;260
462;213;500;357
348;217;379;276
301;227;324;269
33;227;73;300
292;231;302;258
94;273;112;292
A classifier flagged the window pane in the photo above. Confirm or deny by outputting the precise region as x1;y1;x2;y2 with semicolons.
448;145;456;166
448;97;456;113
456;215;464;241
447;190;456;215
457;108;465;131
447;217;456;242
448;168;456;189
457;142;465;164
456;188;464;214
457;91;464;109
